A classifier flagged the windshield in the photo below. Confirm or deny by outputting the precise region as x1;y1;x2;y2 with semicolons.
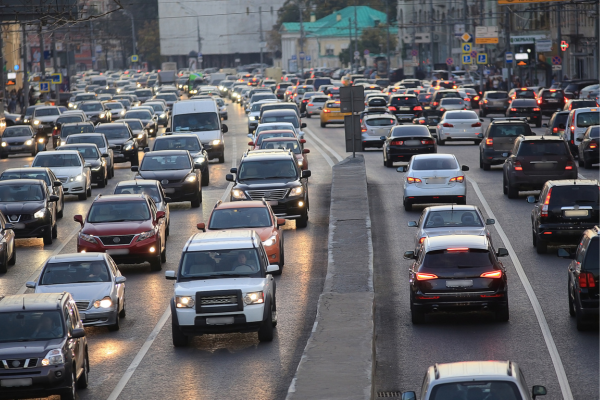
429;381;522;400
64;146;99;160
66;135;105;148
57;116;83;124
576;112;599;127
412;157;458;170
583;238;599;272
33;154;81;167
3;127;32;137
445;111;478;119
172;112;219;132
424;210;483;228
141;154;191;171
0;311;64;342
114;185;161;202
209;207;271;229
125;111;152;120
488;124;531;137
262;115;299;128
124;120;144;130
252;95;275;102
0;171;50;185
156;94;178;101
40;261;110;284
146;104;164;112
518;141;567;156
94;127;130;139
260;140;301;154
75;94;96;101
0;184;45;202
34;108;59;117
366;118;396;127
135;90;152;97
104;103;123;110
79;103;103;112
88;201;150;223
238;159;297;180
61;124;95;138
154;137;200;151
180;249;262;278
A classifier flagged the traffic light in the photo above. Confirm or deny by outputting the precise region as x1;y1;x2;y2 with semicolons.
560;41;569;51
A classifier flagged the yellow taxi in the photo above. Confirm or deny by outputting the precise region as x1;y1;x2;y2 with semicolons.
320;100;351;127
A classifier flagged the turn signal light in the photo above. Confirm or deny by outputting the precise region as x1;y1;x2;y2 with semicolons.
449;176;465;183
589;140;597;149
407;177;422;184
480;270;503;279
416;272;438;281
483;99;488;104
486;138;493;146
579;271;596;288
514;161;523;171
419;237;426;244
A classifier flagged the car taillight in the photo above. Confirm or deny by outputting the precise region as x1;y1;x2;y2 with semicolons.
449;176;464;183
537;98;542;104
391;140;404;145
418;119;426;124
388;106;397;111
419;237;426;244
483;99;488;104
416;272;438;281
486;138;493;146
442;122;453;127
510;108;517;112
533;107;541;111
413;106;423;111
308;103;314;106
472;122;482;127
432;102;439;106
589;140;597;149
553;127;558;133
579;271;596;288
464;98;471;101
421;139;434;145
514;161;523;171
541;188;552;217
302;99;309;103
323;109;331;113
361;128;367;132
480;270;503;278
474;96;479;101
407;177;422;184
565;161;573;170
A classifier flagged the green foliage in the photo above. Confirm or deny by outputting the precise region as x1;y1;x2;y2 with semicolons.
138;20;163;70
338;25;397;65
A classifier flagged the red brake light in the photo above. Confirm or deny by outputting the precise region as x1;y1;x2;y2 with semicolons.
510;108;518;112
480;270;503;279
552;127;558;133
449;176;465;183
521;88;527;90
579;271;596;288
550;89;556;92
533;107;541;111
413;106;423;111
474;96;480;101
514;161;523;171
388;106;397;111
486;138;493;146
406;177;422;184
391;140;404;145
361;128;367;132
420;139;434;145
416;272;438;281
419;237;426;244
323;109;331;113
447;248;469;252
537;98;542;104
308;103;313;106
565;161;573;170
483;99;488;104
464;97;471;101
589;140;597;149
541;188;552;217
472;122;482;127
432;102;439;106
442;122;453;127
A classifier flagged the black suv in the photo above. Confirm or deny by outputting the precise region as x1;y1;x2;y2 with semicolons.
387;94;423;122
479;91;509;117
506;99;542;127
479;119;533;170
0;292;89;400
528;180;599;254
227;149;311;227
94;123;139;165
503;136;577;199
559;226;599;330
537;89;565;115
148;134;210;186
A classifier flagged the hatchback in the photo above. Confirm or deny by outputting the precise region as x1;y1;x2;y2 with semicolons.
479;91;509;117
382;125;436;167
361;114;397;150
565;107;599;155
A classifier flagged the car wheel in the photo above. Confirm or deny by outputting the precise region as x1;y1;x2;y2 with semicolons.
536;121;542;128
320;122;326;128
278;242;285;270
149;254;162;271
57;198;64;218
584;158;594;169
109;165;115;178
385;153;393;168
43;227;53;245
480;110;486;118
86;185;92;197
438;137;445;145
568;281;576;317
536;237;548;254
166;222;170;237
97;176;106;188
404;199;412;212
190;189;201;208
131;156;139;166
296;212;308;228
76;354;89;389
218;154;225;163
495;303;510;322
0;154;7;159
503;174;508;195
575;302;588;331
172;321;189;347
52;222;58;239
507;179;519;199
257;304;275;342
474;139;482;145
107;303;120;331
8;247;16;266
60;369;77;400
160;244;167;263
201;170;210;186
482;160;491;171
119;297;126;318
78;190;87;201
410;303;425;324
532;228;537;247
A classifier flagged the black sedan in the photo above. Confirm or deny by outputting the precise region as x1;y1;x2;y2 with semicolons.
0;211;16;273
382;125;436;168
148;134;210;186
578;125;599;169
123;109;158;137
0;126;40;158
132;150;202;207
0;179;59;245
57;144;108;188
94;123;139;165
387;95;423;122
0;167;65;218
506;99;542;127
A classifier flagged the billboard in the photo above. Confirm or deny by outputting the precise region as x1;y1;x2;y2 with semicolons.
0;0;78;22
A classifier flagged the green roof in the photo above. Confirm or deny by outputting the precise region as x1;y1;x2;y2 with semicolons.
281;6;395;38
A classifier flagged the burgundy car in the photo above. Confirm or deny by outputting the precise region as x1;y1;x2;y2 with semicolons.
74;194;167;271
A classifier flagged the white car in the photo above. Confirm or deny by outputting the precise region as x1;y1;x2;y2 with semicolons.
305;95;329;117
31;150;92;200
103;101;126;120
437;110;484;145
397;153;469;211
580;84;599;99
360;113;397;150
166;230;279;346
247;100;279;133
566;107;599;153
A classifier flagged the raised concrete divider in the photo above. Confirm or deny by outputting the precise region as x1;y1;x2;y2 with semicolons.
287;155;374;400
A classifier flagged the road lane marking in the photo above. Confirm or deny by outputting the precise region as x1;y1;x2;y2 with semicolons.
467;177;573;400
304;128;344;162
305;134;334;167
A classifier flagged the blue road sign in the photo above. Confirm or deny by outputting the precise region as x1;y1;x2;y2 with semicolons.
462;54;472;64
50;73;62;84
131;55;139;62
299;52;305;60
40;82;50;92
477;53;488;64
291;55;297;60
306;55;311;61
14;65;20;71
446;57;453;65
552;56;562;65
462;43;472;53
505;52;513;63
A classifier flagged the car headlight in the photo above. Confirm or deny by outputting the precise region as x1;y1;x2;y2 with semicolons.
194;156;205;164
69;174;84;182
117;88;121;93
0;142;5;147
185;174;196;182
231;189;247;199
68;103;74;108
298;160;304;166
289;186;303;196
33;120;40;125
160;113;166;118
25;140;33;146
93;296;113;309
124;143;134;151
137;229;156;242
42;349;65;366
100;113;106;118
38;138;45;143
176;296;195;308
244;291;264;305
33;209;46;219
78;232;96;244
249;116;256;121
23;119;29;123
211;139;221;145
120;110;125;115
149;128;154;133
262;234;277;247
137;133;144;139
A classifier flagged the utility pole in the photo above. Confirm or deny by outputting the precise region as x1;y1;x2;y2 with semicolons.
299;1;304;76
89;21;96;70
348;18;353;69
259;6;264;75
556;4;562;82
22;24;29;108
0;27;4;111
505;7;511;90
66;29;72;90
478;0;484;97
39;23;46;100
385;0;391;77
430;0;434;69
354;0;359;73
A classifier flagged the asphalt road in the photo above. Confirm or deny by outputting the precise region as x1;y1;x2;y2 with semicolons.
299;112;599;400
0;102;331;399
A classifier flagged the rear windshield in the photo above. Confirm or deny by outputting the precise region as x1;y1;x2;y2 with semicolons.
256;131;295;145
412;157;458;170
66;135;105;148
441;99;463;105
79;103;103;112
34;108;60;116
445;111;478;119
390;97;418;106
114;185;160;203
488;124;532;137
135;90;152;97
325;102;340;109
61;124;95;137
391;126;430;137
40;261;110;284
238;159;297;180
515;90;536;98
436;92;461;100
366;118;396;127
88;201;150;223
542;91;564;99
512;99;537;107
552;113;569;128
429;381;522;400
424;210;483;227
549;185;599;207
518;141;567;156
310;97;328;103
209;207;272;229
422;249;494;272
571;101;597;109
576;112;600;127
486;92;508;99
33;154;81;167
583;238;599;272
261;140;300;154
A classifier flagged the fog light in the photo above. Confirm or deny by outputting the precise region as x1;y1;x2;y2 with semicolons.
298;201;304;207
55;371;63;377
149;246;156;253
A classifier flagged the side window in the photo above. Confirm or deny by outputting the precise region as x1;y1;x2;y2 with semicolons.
69;301;82;328
149;199;157;217
512;140;521;156
64;306;74;332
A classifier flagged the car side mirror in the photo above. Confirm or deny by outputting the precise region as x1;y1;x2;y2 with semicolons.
532;385;547;399
302;149;310;154
248;141;255;146
226;174;234;182
247;133;253;138
143;147;150;153
397;166;407;172
165;127;171;132
480;118;484;122
461;165;469;171
403;251;416;260
197;222;206;232
163;197;171;203
74;215;84;226
267;264;280;274
165;270;177;280
496;248;509;257
300;139;306;144
131;166;139;172
101;153;109;158
165;131;172;136
407;221;418;227
49;195;59;202
230;167;237;174
557;248;575;259
222;124;228;133
156;211;166;220
301;170;311;179
527;195;537;203
115;276;126;284
71;328;86;339
301;123;307;128
277;218;286;227
26;281;36;288
485;218;495;225
53;181;62;187
401;392;417;400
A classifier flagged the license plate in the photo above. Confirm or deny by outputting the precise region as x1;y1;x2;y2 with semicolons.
13;223;25;229
80;313;86;320
399;107;411;111
533;163;554;170
405;140;420;146
547;99;558;103
163;188;175;193
107;249;129;255
446;280;473;288
206;317;234;325
502;152;509;157
1;378;32;387
564;210;589;217
11;146;23;151
426;178;446;184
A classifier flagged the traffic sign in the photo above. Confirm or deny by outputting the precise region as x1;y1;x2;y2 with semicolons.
306;55;311;61
50;73;62;84
470;50;477;57
551;56;561;65
462;54;472;64
299;52;305;60
552;65;563;71
14;64;19;71
505;52;513;63
411;49;418;57
291;55;297;60
461;32;472;42
462;43;471;53
446;57;454;65
40;82;50;92
477;53;488;64
131;54;139;62
469;64;478;71
353;51;360;57
364;49;370;56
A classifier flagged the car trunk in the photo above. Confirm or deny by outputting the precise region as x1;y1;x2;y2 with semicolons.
517;141;571;176
412;170;459;189
442;118;479;133
390;136;432;149
546;185;599;224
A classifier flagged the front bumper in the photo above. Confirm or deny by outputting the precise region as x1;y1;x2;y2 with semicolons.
506;112;541;124
77;236;160;264
61;179;87;195
175;302;265;334
582;148;599;164
0;364;72;400
91;167;106;183
12;221;52;239
0;142;37;155
79;308;118;327
232;196;307;219
112;149;137;164
160;181;198;202
202;142;224;160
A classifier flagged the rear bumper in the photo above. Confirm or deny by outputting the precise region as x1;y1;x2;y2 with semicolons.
481;148;510;165
412;291;507;312
537;224;595;244
387;146;436;160
509;171;578;190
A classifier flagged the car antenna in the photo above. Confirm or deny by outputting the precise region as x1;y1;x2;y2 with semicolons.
22;296;25;310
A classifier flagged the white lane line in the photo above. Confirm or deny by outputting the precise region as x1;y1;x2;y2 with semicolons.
467;177;573;400
16;225;81;295
306;135;334;168
106;307;171;400
577;173;587;179
304;127;344;162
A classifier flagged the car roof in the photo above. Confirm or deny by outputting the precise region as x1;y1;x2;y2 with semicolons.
39;150;81;156
424;235;489;252
243;149;295;160
262;109;297;116
260;137;299;142
116;179;160;187
0;293;69;312
546;179;599;187
47;252;107;263
0;178;46;186
519;135;563;141
431;361;518;381
571;107;598;113
424;205;480;213
155;134;199;141
3;167;49;173
95;123;128;128
59;143;99;149
185;230;261;252
364;113;396;119
412;153;456;160
490;119;530;125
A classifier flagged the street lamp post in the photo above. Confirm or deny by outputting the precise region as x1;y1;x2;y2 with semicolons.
121;9;137;61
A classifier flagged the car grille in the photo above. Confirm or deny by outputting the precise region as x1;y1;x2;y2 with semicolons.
198;295;238;306
160;179;182;185
98;235;136;246
246;189;289;201
1;358;38;369
10;141;25;146
76;301;90;311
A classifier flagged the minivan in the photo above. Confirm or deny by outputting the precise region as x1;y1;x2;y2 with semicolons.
169;99;228;163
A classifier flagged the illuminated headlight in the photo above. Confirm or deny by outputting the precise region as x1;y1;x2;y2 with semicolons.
120;110;125;115
218;86;223;90
68;103;74;108
194;156;205;164
42;349;65;366
149;128;154;133
25;140;33;146
178;85;183;88
117;88;121;93
15;117;21;121
0;142;5;147
33;120;41;125
70;174;84;182
211;139;221;145
298;160;303;166
137;133;144;139
160;113;166;118
289;186;303;196
249;116;256;121
244;291;264;305
24;119;29;123
137;229;156;241
185;174;196;182
99;113;106;118
33;209;46;219
124;143;134;151
78;232;96;244
38;138;45;143
231;189;247;199
93;296;113;308
176;296;195;308
262;235;277;247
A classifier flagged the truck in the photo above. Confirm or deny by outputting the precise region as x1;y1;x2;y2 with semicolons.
158;70;177;86
265;67;282;83
161;62;177;71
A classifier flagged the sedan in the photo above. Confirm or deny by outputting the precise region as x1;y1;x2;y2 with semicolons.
382;125;436;167
31;150;92;200
397;154;469;211
123;109;157;137
506;99;542;127
436;110;483;145
149;134;210;186
0;211;16;273
577;125;599;169
0;167;65;218
57;144;108;188
28;252;126;331
0;125;41;157
114;179;171;236
122;118;148;148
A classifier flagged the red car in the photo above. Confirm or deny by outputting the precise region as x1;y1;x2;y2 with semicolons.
259;137;310;170
74;193;167;271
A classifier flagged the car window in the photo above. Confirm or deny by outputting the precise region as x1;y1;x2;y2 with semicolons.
262;115;299;128
87;201;150;222
445;111;478;119
488;124;531;137
261;140;301;153
552;113;569;128
542;91;564;99
390;126;430;137
172;112;219;132
424;210;483;227
588;126;600;138
94;126;131;139
33;154;82;167
61;124;95;138
515;90;536;99
0;311;64;342
40;261;111;284
412;157;458;170
582;238;599;272
34;108;60;116
486;92;508;99
429;381;522;400
0;184;44;201
256;132;295;145
79;103;103;112
65;146;99;159
75;94;96;101
115;185;161;203
549;185;598;208
141;154;191;171
0;171;50;185
366;118;396;127
57;116;83;124
209;207;271;229
437;92;461;100
517;141;568;156
67;135;105;148
180;249;262;278
124;120;144;130
440;99;463;105
125;111;152;120
325;102;341;109
3;127;32;137
154;137;201;152
390;96;418;106
238;159;297;180
576;112;599;128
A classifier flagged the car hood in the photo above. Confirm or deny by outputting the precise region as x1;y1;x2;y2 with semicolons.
0;201;46;215
2;136;34;144
423;227;487;238
0;339;64;358
175;277;266;295
84;111;102;117
83;219;153;236
137;169;190;181
45;166;83;178
35;282;113;302
33;116;59;123
108;138;132;146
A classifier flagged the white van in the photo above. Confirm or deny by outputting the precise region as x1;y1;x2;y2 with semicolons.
169;99;228;163
566;107;599;154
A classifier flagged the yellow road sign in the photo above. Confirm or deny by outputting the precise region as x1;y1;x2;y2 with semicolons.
475;38;499;44
462;43;472;53
461;33;472;42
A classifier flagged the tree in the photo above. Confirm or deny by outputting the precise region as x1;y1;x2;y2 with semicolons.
338;25;398;66
137;20;163;70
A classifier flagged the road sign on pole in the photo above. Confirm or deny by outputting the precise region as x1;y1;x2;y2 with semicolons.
462;43;472;53
446;58;454;65
505;52;513;63
462;54;472;64
291;55;297;60
470;50;477;57
551;56;562;65
50;73;62;84
131;55;139;62
340;86;365;158
40;82;50;92
477;53;488;64
552;65;562;71
461;33;472;42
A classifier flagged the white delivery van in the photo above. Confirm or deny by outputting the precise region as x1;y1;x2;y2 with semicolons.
169;99;228;163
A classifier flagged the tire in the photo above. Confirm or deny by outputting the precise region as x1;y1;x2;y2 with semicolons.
536;237;548;254
109;165;114;179
410;304;425;324
495;303;510;322
385;153;393;168
52;223;58;239
0;253;7;273
201;170;210;186
119;298;126;318
60;369;77;400
160;244;167;263
97;174;106;188
8;247;16;266
149;255;162;271
480;110;486;118
438;137;445;146
107;305;120;331
86;186;92;197
131;156;139;166
276;243;284;274
76;354;89;389
404;199;412;212
532;228;537;247
296;212;308;228
166;223;170;237
320;122;326;128
474;139;481;145
503;174;508;195
218;154;225;163
568;282;576;317
43;227;53;245
0;154;7;159
584;158;593;169
482;161;491;171
190;189;201;208
57;199;64;218
507;179;519;199
536;121;542;128
78;190;87;201
257;304;275;342
578;157;584;167
172;322;189;347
